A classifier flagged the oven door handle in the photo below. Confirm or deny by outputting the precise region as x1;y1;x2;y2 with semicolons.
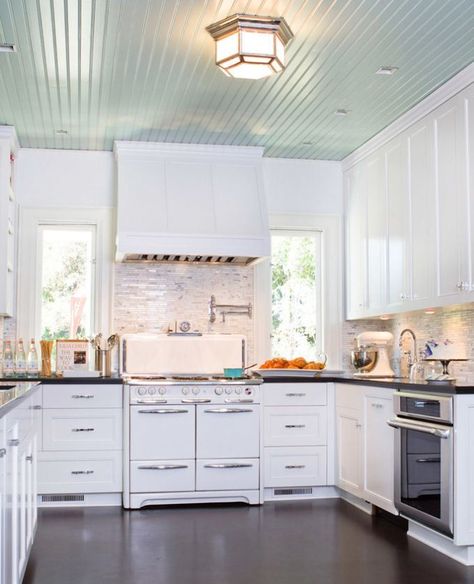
387;418;451;439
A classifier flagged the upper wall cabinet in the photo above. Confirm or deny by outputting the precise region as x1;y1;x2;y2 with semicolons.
344;82;474;319
113;142;270;264
0;127;18;317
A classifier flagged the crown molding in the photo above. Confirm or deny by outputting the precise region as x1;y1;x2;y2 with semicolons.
0;126;19;152
342;62;474;171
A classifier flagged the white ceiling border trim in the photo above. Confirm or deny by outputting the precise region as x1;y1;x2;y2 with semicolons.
342;62;474;171
114;141;265;160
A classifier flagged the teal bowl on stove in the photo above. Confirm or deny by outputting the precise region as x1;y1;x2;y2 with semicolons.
223;367;244;379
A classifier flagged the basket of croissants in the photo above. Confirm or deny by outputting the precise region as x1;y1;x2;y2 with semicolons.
258;355;327;371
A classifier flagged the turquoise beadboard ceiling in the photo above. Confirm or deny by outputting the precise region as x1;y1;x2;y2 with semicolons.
0;0;472;159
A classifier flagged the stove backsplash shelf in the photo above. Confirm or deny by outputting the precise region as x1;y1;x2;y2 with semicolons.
209;294;253;323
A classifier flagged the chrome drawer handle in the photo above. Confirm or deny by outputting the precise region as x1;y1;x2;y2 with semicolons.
285;464;306;469
71;470;94;475
26;455;33;463
204;463;253;469
135;399;167;404
71;428;95;432
71;395;94;399
416;458;441;463
138;409;188;414
224;398;254;403
371;403;383;409
285;393;306;397
8;439;20;447
30;405;42;410
204;408;253;413
138;465;188;470
181;398;211;404
0;448;6;458
285;424;306;429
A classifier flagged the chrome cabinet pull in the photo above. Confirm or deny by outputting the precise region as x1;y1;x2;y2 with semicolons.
285;424;306;428
0;448;6;458
387;419;450;439
285;393;306;397
416;458;441;463
181;398;211;404
71;394;94;399
71;428;95;432
8;439;20;447
371;403;383;409
204;463;253;469
71;470;94;475
204;408;253;413
138;409;188;414
31;405;42;410
224;398;254;404
138;465;188;470
285;464;306;469
26;455;33;463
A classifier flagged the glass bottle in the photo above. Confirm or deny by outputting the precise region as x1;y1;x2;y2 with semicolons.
3;340;14;377
27;338;39;377
15;338;27;376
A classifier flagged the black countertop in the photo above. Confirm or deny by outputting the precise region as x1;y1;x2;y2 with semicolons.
0;381;41;417
0;374;123;384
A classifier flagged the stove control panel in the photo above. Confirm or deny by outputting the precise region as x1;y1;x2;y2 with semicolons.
129;383;259;404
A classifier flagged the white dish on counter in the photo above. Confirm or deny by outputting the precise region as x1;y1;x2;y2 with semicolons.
255;369;330;378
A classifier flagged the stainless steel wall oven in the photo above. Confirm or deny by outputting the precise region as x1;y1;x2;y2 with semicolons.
388;391;453;536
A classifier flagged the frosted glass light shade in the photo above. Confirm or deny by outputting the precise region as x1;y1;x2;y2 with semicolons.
207;14;293;80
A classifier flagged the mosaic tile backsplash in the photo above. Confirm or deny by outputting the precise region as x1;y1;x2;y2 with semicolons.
113;263;255;364
344;303;474;378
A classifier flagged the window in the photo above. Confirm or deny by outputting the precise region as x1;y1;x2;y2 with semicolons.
271;230;323;359
36;225;96;340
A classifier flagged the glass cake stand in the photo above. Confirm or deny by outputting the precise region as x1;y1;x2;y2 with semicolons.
423;358;468;376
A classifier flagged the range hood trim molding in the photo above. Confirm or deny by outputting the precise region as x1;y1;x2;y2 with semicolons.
114;141;265;161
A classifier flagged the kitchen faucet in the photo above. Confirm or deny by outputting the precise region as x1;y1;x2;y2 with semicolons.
399;328;417;378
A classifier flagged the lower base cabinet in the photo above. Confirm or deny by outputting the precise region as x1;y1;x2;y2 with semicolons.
335;383;397;514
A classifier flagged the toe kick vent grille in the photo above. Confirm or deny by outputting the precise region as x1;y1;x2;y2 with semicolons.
274;488;313;496
41;494;85;503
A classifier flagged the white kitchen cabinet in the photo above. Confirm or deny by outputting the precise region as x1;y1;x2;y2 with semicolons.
344;82;474;318
263;384;330;495
335;384;396;514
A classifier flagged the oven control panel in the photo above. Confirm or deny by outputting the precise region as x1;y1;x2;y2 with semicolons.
129;384;259;404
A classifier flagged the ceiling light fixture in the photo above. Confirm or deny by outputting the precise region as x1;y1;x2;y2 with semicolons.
335;109;350;116
376;66;399;76
206;14;293;80
55;129;68;135
0;43;16;53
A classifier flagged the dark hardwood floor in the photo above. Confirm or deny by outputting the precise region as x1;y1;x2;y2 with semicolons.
23;499;474;584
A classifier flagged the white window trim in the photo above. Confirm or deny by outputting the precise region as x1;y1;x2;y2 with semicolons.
17;207;114;342
253;213;343;369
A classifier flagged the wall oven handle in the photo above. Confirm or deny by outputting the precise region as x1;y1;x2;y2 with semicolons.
416;458;441;463
204;463;253;469
137;409;188;414
138;465;188;470
387;419;450;439
204;408;253;413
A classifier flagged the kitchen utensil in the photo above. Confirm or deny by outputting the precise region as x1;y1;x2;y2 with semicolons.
351;348;378;373
99;349;112;377
40;340;54;377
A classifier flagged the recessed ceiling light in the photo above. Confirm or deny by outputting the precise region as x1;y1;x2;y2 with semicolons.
379;315;391;321
376;66;399;76
302;141;313;146
55;129;68;135
0;43;16;53
335;109;350;116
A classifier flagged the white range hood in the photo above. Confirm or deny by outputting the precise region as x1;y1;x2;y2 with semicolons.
114;141;270;265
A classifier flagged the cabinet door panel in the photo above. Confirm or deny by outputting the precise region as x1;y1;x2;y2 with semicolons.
363;394;396;513
336;406;363;497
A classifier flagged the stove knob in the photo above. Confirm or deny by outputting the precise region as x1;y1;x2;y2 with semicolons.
137;387;147;396
192;387;200;395
182;387;189;395
215;387;223;395
148;387;157;395
158;387;166;395
234;387;242;394
244;387;252;395
225;387;232;394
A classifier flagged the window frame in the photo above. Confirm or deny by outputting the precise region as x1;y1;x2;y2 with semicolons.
17;207;114;343
270;228;323;357
253;213;342;370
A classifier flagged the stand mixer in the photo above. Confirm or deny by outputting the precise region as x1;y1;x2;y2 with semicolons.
351;331;395;377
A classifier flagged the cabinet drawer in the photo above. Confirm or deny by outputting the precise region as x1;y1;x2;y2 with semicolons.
130;460;195;493
264;446;327;487
38;451;122;494
43;409;122;451
42;384;122;409
196;458;259;491
264;406;327;446
264;383;327;407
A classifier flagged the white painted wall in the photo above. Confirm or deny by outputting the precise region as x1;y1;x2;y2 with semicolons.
262;158;343;215
15;148;115;207
15;148;343;216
